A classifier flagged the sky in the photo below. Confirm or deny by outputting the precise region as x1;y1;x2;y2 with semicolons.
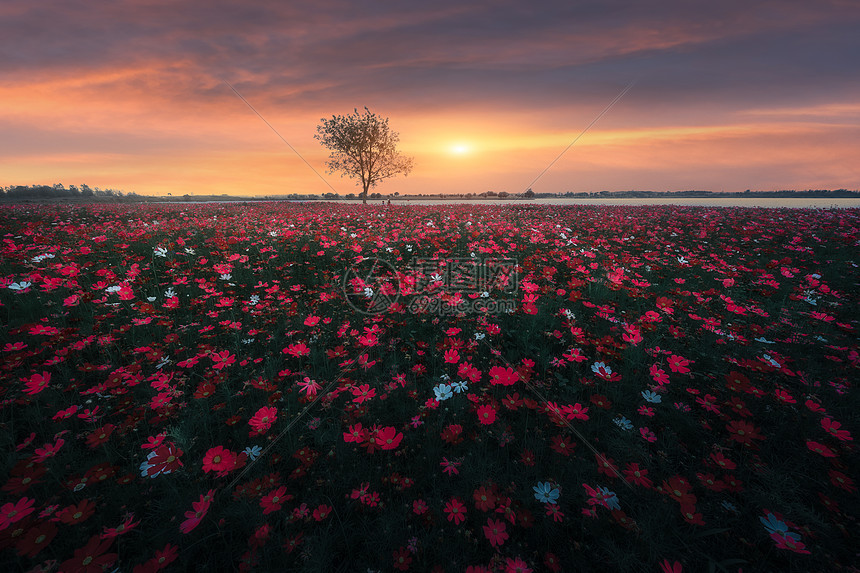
2;0;859;197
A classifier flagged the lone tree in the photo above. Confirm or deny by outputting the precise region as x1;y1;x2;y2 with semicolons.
315;107;414;204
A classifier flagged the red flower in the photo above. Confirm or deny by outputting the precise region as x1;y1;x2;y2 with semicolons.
377;426;403;450
59;535;117;573
667;355;691;374
56;498;96;525
202;446;235;474
623;463;653;488
444;497;467;525
249;406;278;433
141;442;184;478
16;521;57;558
483;518;508;548
725;420;764;445
260;486;290;515
661;476;696;506
393;546;412;571
806;440;836;458
709;451;736;470
444;349;460;363
821;418;853;441
86;424;116;449
22;371;51;395
476;404;497;425
488;365;519;386
343;423;368;443
283;342;310;357
210;350;236;369
473;486;497;512
543;552;562;573
595;454;619;479
0;497;35;530
180;492;213;534
504;556;533;573
828;470;856;492
550;435;574;456
351;384;376;404
313;504;332;521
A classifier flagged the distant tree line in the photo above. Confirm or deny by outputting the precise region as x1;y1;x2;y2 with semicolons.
558;189;860;198
0;184;135;201
2;184;857;203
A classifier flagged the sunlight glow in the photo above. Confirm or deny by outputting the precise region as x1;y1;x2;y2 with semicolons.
449;143;472;155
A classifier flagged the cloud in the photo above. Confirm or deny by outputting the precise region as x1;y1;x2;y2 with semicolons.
1;0;858;194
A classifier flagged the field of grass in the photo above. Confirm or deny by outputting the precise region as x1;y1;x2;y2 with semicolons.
1;202;858;573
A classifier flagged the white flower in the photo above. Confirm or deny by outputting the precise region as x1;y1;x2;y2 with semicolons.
406;244;413;251
430;273;443;282
7;281;32;291
363;286;374;298
184;247;195;255
248;295;260;306
762;354;781;368
474;332;485;340
31;253;55;262
613;416;633;431
105;285;121;293
268;230;278;237
154;247;167;257
242;338;255;344
755;337;775;344
164;287;176;298
480;291;489;298
350;233;357;238
452;380;468;393
433;383;453;401
641;390;661;403
156;356;171;369
243;445;262;461
677;256;688;264
219;273;232;281
147;296;157;302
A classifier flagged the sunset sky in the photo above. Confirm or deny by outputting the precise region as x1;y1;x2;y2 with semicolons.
2;0;859;196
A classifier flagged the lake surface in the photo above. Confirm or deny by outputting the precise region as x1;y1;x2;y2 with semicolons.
368;197;860;208
154;197;860;208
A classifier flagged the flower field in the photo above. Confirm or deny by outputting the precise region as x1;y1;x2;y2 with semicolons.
1;202;858;572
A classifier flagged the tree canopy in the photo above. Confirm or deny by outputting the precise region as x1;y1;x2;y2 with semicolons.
315;107;414;203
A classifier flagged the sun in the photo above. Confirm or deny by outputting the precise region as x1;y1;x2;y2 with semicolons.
449;143;472;155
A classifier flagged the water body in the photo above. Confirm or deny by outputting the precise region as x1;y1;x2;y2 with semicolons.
365;197;860;208
154;198;860;208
